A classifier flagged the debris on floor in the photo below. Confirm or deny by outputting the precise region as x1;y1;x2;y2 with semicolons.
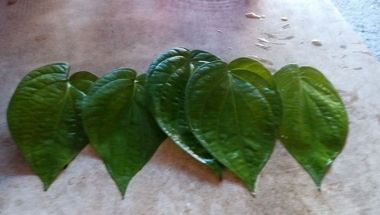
245;12;265;19
258;38;270;43
255;43;271;50
282;24;290;29
248;55;274;65
258;37;285;45
311;39;323;47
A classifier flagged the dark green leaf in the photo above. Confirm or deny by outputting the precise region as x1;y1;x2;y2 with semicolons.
185;60;279;192
69;71;98;94
146;47;223;174
273;64;349;187
229;57;274;86
82;68;166;197
7;63;89;190
229;57;282;127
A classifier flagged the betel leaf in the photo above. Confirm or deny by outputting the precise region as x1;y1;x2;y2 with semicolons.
185;60;279;192
82;68;166;197
146;47;223;174
69;71;98;94
229;57;282;127
7;63;93;190
229;57;274;86
273;64;348;187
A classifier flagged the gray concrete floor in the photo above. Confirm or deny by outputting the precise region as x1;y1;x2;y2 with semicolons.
332;0;380;61
1;1;380;214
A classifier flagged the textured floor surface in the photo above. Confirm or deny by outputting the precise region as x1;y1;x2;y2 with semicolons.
1;0;380;214
332;0;380;60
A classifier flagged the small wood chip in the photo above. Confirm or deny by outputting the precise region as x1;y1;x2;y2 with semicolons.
282;35;294;40
245;12;265;19
311;39;323;47
258;38;270;43
263;33;277;39
258;37;285;45
282;24;290;29
255;43;271;50
270;41;286;45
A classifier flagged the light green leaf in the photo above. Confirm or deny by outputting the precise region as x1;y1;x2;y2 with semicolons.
83;68;166;197
7;63;90;190
185;60;279;191
146;47;223;174
273;64;349;187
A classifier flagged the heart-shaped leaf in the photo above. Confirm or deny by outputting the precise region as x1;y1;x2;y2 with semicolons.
229;57;274;86
273;64;349;187
69;71;98;94
185;60;280;192
146;47;223;174
7;63;94;190
229;58;282;127
82;68;166;197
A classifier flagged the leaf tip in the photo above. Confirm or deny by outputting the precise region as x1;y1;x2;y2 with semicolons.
244;179;257;194
121;192;126;200
308;169;325;189
38;173;57;192
112;177;130;199
42;180;52;191
116;183;128;199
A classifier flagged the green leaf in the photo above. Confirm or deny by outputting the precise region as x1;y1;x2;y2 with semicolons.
146;47;223;174
273;64;349;187
229;57;282;127
7;63;89;190
185;60;279;192
229;57;274;86
69;71;98;94
82;68;166;197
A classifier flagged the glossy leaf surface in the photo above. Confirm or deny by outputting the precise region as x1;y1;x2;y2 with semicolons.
186;60;279;191
83;68;165;197
273;64;348;187
69;71;98;94
229;57;274;86
229;57;282;127
146;47;223;174
7;63;90;190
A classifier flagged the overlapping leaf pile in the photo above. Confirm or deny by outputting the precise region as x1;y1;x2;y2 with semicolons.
7;47;348;197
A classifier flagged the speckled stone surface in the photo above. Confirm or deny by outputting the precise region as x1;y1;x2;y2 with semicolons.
332;0;380;61
1;0;380;214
